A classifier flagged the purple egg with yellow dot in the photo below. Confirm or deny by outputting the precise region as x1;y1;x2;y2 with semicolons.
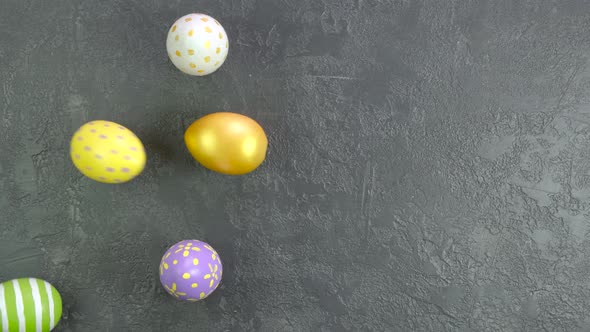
159;240;222;301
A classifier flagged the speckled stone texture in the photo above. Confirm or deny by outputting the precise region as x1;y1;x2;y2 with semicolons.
2;0;590;331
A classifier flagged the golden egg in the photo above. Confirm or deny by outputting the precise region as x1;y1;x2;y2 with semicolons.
184;112;268;175
70;120;146;183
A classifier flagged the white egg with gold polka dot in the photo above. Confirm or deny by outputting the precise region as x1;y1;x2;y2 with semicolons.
166;13;229;76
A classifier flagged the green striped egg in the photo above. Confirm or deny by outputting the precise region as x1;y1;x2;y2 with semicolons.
0;278;62;332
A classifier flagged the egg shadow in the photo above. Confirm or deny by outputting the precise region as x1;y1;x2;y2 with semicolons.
133;111;194;175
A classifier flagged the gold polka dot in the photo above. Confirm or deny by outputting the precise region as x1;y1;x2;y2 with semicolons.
187;49;195;55
163;263;169;270
171;25;177;32
193;258;199;265
216;47;221;54
188;29;194;37
183;273;190;279
218;32;223;39
175;35;179;41
201;17;209;22
197;70;204;74
204;40;210;49
185;17;192;22
173;259;178;265
199;292;205;299
204;56;210;63
175;50;181;57
191;283;198;288
189;63;196;68
205;26;212;33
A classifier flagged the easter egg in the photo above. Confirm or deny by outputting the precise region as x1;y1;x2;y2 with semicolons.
159;240;223;301
0;278;62;332
70;120;146;184
184;112;268;175
166;13;229;76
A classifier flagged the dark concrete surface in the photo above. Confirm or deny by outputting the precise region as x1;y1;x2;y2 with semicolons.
2;0;590;331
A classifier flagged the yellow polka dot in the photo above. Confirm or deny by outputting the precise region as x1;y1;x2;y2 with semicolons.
183;251;189;257
218;32;223;39
205;26;212;33
173;260;178;265
186;243;192;247
163;263;169;270
204;40;210;49
175;50;181;57
216;47;220;54
189;63;196;68
187;49;195;55
183;273;190;279
199;292;205;299
188;29;194;37
185;17;192;22
201;17;209;22
191;283;198;288
204;56;210;63
214;61;220;66
197;70;204;74
175;35;179;41
187;298;198;302
172;25;177;32
193;258;199;265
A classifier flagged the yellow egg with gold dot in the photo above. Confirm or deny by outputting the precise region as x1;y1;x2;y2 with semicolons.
70;120;146;183
184;112;268;175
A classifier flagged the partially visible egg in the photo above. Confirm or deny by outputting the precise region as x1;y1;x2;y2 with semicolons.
184;112;268;175
166;13;229;76
0;278;63;332
70;120;146;184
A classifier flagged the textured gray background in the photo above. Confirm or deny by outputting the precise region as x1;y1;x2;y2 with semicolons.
1;0;590;331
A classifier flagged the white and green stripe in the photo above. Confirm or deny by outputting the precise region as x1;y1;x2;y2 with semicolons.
0;278;62;332
43;282;54;331
12;279;26;332
0;283;9;331
29;279;42;332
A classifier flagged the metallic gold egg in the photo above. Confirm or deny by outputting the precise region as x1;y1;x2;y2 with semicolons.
184;112;268;175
